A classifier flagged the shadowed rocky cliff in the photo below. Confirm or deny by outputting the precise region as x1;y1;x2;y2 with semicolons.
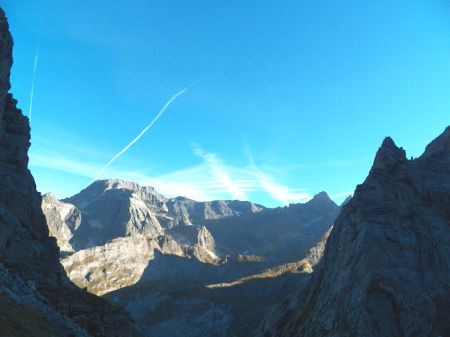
259;127;450;337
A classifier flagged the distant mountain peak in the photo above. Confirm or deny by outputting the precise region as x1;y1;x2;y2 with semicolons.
307;191;336;207
312;191;331;200
88;179;149;192
171;195;196;202
67;179;166;205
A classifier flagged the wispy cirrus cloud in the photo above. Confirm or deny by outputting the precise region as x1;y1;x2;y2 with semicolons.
31;151;99;178
253;171;311;204
29;149;256;201
243;146;311;204
192;145;251;200
30;143;315;205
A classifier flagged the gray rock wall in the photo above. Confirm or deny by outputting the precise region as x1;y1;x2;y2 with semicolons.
263;128;450;337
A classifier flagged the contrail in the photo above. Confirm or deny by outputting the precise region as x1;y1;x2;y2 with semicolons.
28;40;40;122
92;84;194;182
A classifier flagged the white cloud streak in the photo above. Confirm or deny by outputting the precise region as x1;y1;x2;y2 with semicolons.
193;146;249;200
93;86;192;182
243;149;312;204
254;171;311;204
28;41;40;122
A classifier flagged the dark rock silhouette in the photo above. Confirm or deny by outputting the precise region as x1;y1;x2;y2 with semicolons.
260;128;450;337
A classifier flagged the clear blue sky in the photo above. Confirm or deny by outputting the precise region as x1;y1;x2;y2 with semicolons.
2;0;449;207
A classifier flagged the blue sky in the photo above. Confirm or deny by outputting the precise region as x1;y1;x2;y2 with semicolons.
2;0;449;207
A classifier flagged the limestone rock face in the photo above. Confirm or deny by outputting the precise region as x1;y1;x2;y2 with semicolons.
42;193;81;253
58;227;220;295
193;226;218;263
63;180;165;250
62;235;156;296
264;128;450;337
0;8;142;337
303;227;332;267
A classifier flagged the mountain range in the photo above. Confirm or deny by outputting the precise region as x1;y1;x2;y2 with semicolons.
42;179;339;295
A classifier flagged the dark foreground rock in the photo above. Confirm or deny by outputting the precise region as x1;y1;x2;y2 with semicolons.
260;128;450;337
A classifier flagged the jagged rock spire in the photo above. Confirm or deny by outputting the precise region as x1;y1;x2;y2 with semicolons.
372;136;407;171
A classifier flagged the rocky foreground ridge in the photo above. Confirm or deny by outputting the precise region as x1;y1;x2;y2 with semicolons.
259;127;450;337
0;9;142;336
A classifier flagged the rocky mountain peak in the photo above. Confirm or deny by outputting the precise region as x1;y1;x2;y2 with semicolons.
310;191;333;205
298;191;337;213
72;179;162;199
95;179;154;193
420;126;450;163
66;179;168;214
372;136;407;171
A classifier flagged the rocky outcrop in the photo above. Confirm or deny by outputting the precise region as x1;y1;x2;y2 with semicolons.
263;127;450;337
62;236;156;296
60;234;194;296
0;8;142;337
192;226;218;263
42;193;80;253
60;227;221;296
